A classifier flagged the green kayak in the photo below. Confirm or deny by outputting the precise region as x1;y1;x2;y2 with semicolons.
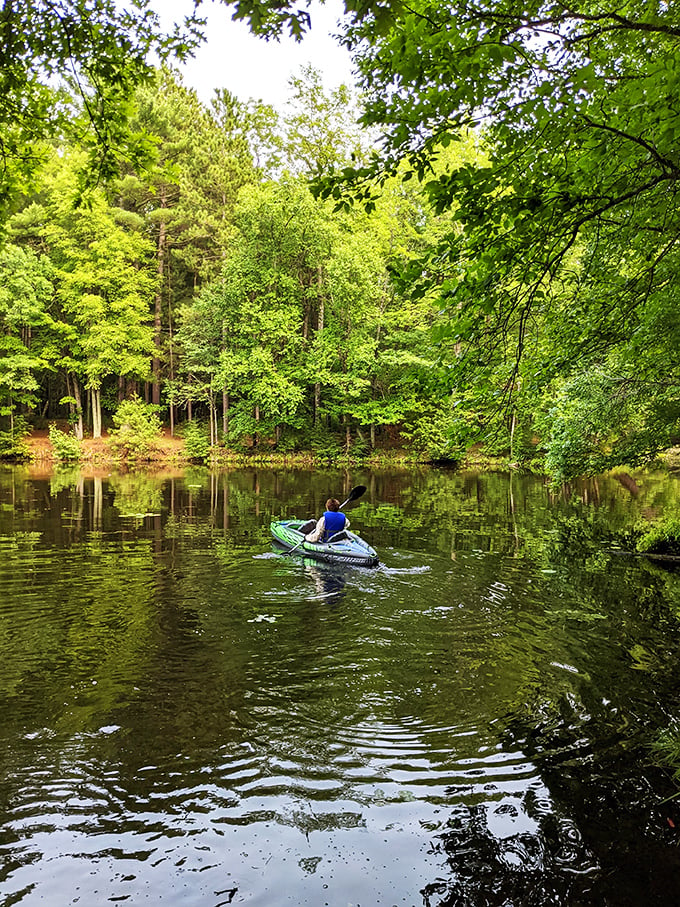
270;518;379;568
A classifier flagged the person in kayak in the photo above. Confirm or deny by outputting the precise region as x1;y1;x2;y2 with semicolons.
305;498;350;543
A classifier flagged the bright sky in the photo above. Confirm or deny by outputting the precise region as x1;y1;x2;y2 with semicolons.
156;0;356;109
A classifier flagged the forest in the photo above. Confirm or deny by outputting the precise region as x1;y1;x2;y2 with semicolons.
1;0;679;479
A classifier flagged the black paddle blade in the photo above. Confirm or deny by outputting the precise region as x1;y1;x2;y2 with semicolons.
340;485;366;508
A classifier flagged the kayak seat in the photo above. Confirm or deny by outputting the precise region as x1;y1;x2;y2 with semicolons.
299;519;317;535
328;530;350;543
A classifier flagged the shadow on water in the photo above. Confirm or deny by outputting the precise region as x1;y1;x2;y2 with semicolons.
423;684;680;906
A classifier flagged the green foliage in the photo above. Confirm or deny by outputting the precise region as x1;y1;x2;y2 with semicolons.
108;398;163;463
537;366;680;482
10;0;680;474
401;405;453;460
0;244;55;428
306;426;345;461
283;65;369;175
48;425;82;463
307;0;680;477
637;519;680;557
48;152;157;385
0;0;204;218
651;722;680;781
0;418;30;461
180;421;212;463
122;70;256;284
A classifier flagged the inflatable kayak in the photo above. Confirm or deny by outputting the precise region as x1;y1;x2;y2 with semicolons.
270;519;379;568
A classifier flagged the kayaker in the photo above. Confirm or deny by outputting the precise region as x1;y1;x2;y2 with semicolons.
305;498;350;543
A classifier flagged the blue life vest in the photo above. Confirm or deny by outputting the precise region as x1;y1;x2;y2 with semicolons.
322;510;346;541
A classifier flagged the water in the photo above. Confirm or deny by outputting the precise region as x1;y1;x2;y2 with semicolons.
2;465;680;905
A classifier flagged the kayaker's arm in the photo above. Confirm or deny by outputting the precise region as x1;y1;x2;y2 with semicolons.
305;516;325;542
306;514;350;543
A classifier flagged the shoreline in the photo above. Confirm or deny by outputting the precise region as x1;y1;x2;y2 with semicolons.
5;433;680;481
17;429;437;474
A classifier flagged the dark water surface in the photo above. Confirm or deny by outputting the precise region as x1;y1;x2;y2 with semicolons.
2;465;680;906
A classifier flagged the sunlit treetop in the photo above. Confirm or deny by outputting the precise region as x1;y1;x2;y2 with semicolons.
0;0;398;218
0;0;205;213
315;1;680;374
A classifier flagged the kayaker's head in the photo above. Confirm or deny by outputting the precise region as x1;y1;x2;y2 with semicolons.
326;498;341;511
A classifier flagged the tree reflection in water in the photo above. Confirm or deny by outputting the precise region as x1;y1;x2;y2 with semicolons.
3;466;680;905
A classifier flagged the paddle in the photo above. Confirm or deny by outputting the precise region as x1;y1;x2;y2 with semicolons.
339;484;367;509
285;485;367;556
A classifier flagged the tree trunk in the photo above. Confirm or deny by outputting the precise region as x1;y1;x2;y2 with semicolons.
167;251;175;432
152;197;167;407
65;372;75;426
221;322;228;440
73;377;84;440
314;275;325;428
509;407;517;463
209;392;217;447
92;387;102;439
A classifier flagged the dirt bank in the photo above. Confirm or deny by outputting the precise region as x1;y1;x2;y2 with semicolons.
25;429;188;469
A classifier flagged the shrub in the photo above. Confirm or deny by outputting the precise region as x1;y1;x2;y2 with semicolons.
48;425;82;463
179;420;211;463
0;417;30;461
651;721;680;780
308;427;345;461
636;517;680;556
401;411;452;461
108;398;162;463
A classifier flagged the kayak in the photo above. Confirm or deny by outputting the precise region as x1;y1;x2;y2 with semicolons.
270;519;379;568
270;518;379;568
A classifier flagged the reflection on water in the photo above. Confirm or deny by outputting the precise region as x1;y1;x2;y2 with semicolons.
2;465;680;905
302;560;348;604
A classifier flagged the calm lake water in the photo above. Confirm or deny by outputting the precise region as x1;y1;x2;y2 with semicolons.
2;464;680;906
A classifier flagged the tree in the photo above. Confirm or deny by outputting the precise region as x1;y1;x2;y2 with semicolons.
45;153;156;438
0;244;56;436
116;70;256;413
211;89;282;179
282;65;369;176
217;0;396;39
175;178;321;447
174;162;448;456
0;0;204;218
302;0;680;475
0;0;394;223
